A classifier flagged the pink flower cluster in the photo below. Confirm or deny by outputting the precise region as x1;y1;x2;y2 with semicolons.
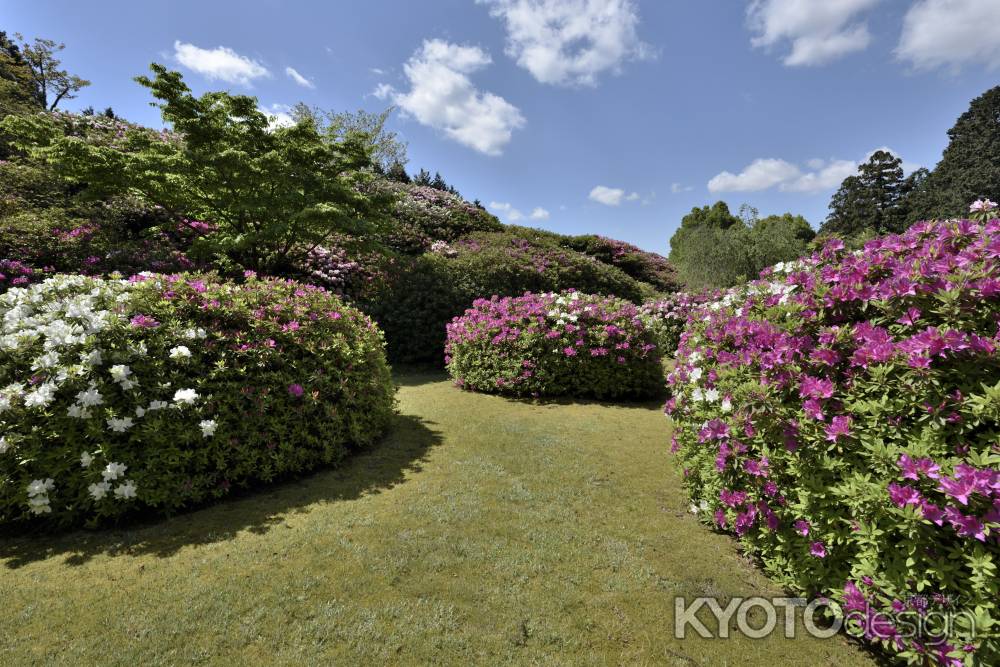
667;216;1000;663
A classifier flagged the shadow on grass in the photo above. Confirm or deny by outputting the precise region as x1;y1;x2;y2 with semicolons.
0;413;442;569
391;365;449;387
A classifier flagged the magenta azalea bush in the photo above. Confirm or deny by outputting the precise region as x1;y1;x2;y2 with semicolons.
0;273;394;528
445;290;663;398
666;218;1000;665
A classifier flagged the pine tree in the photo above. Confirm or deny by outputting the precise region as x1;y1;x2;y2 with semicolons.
821;150;909;237
908;86;1000;221
414;168;432;186
430;171;447;190
386;161;410;183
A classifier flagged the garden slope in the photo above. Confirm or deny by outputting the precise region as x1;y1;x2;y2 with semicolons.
0;372;870;665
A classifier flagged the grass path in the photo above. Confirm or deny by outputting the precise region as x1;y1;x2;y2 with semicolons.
0;372;872;665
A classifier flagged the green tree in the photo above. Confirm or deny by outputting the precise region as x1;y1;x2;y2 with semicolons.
0;31;39;117
1;64;388;272
293;103;407;172
386;160;410;183
14;33;90;110
748;213;815;271
668;202;752;289
908;86;1000;221
821;150;909;238
413;168;432;186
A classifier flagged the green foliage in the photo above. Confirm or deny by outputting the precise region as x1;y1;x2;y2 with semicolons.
0;31;41;120
445;291;663;399
0;273;395;528
292;103;409;173
0;64;390;273
909;86;1000;221
669;202;814;290
559;234;681;292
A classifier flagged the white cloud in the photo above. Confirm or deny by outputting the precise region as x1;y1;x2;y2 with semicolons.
377;40;525;155
371;67;386;75
489;201;524;221
708;149;917;194
625;192;640;201
708;158;802;193
479;0;653;86
261;103;295;130
896;0;1000;71
670;183;693;194
173;41;270;86
746;0;880;66
529;207;550;220
589;185;626;206
285;66;315;89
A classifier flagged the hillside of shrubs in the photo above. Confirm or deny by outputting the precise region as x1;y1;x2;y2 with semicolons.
666;207;1000;665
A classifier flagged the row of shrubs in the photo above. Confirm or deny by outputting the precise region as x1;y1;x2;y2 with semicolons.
0;273;395;527
665;215;1000;665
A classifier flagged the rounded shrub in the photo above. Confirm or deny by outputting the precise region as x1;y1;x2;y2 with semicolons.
0;272;395;528
445;290;663;399
639;292;710;359
666;217;1000;664
362;232;649;364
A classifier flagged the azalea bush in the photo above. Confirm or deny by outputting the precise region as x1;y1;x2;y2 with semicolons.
562;234;681;292
0;272;395;527
666;213;1000;665
363;234;648;364
445;290;663;398
639;292;710;358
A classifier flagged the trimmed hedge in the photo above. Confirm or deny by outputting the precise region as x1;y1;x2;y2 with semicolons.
0;273;395;527
445;290;663;398
666;218;1000;664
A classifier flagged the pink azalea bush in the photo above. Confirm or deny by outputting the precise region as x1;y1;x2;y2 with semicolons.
666;216;1000;665
0;273;394;528
445;290;663;398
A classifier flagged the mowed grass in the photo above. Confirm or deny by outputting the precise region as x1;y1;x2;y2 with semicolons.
0;371;873;666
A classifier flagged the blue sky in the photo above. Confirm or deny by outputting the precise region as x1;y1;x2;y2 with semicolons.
6;0;1000;254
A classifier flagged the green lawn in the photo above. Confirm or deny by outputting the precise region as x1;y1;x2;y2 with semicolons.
0;371;873;666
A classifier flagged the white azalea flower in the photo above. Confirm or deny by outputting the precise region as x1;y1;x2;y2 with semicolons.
88;481;111;500
107;417;134;432
691;387;704;402
173;388;199;405
27;496;52;514
0;436;9;453
704;388;720;403
720;398;733;413
67;404;91;419
109;364;132;383
102;461;127;481
199;419;217;438
81;349;103;366
27;478;55;496
147;400;168;411
80;451;94;468
114;480;137;499
31;350;60;370
689;368;703;382
76;386;104;407
169;345;191;360
24;382;57;408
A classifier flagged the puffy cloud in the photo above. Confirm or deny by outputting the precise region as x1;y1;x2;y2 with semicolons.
746;0;880;66
529;207;550;220
589;185;637;206
708;158;802;193
479;0;653;86
708;149;915;194
376;40;525;155
285;66;315;89
896;0;1000;71
173;41;270;86
489;201;524;221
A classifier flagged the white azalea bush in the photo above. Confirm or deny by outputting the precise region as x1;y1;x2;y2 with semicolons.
0;272;395;527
